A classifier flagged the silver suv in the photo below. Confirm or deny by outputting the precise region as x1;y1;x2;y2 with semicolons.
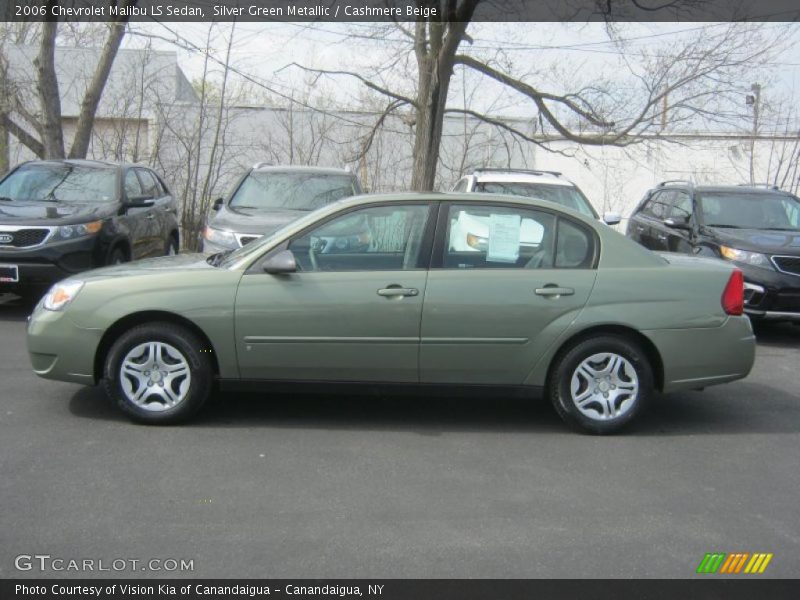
452;168;620;225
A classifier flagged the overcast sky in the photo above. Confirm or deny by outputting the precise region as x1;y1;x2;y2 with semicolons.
129;21;800;128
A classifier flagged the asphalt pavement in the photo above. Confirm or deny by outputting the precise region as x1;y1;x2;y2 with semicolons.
1;292;798;579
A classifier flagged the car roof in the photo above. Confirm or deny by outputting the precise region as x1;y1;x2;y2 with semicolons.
250;164;355;176
653;183;794;196
471;169;574;188
20;158;122;169
329;192;594;221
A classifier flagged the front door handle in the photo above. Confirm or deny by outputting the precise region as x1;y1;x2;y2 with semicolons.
377;287;419;298
535;286;575;297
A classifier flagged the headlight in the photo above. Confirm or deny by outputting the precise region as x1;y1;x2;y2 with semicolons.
719;246;771;269
53;220;102;241
42;280;84;311
203;226;238;249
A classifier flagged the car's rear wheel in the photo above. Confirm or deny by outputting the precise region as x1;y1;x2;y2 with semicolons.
548;335;653;434
108;247;127;265
165;235;179;256
103;323;212;424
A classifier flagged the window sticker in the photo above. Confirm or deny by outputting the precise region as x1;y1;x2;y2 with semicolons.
487;213;521;263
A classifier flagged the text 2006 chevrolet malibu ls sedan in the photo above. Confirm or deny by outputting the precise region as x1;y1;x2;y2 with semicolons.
27;193;756;434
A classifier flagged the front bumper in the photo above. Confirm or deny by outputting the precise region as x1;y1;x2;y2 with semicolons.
0;236;100;289
27;304;103;385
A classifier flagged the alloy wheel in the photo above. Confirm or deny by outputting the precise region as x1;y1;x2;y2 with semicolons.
119;341;191;412
569;352;639;421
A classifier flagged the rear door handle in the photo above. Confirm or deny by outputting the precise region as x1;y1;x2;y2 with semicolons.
535;286;575;297
377;287;419;298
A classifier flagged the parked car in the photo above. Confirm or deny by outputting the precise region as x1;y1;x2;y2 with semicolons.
451;168;621;225
200;164;362;252
28;192;755;433
626;181;800;322
0;159;180;297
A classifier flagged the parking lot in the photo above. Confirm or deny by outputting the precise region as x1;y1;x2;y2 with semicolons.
1;292;798;579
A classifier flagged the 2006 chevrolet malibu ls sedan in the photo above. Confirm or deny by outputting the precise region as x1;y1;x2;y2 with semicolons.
27;192;756;433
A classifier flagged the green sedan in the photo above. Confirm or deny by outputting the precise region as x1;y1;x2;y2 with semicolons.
26;193;756;433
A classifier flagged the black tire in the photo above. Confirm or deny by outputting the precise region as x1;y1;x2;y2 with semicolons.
102;322;212;424
165;234;179;256
108;247;127;265
548;335;653;435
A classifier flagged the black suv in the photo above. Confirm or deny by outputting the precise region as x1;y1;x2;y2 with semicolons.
627;181;800;321
0;159;180;295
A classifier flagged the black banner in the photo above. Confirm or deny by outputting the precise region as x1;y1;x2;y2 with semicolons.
2;579;800;600
1;0;799;23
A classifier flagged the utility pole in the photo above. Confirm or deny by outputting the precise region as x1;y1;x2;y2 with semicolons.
747;83;761;183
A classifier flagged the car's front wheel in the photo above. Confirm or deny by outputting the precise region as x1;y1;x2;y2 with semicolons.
548;335;653;434
103;323;212;424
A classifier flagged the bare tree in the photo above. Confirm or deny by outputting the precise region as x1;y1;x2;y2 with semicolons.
4;1;136;160
292;3;784;190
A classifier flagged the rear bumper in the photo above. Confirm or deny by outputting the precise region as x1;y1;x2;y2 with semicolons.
644;316;756;393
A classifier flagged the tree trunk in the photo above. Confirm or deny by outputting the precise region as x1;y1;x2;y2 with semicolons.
0;114;9;173
410;51;454;191
34;17;64;159
408;8;475;191
68;16;130;159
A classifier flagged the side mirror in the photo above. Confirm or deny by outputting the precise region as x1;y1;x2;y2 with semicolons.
664;217;691;230
603;212;621;226
126;195;155;208
211;198;224;211
262;249;297;275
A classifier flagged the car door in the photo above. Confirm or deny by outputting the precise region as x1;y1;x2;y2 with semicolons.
631;190;671;250
419;202;598;385
663;190;695;253
121;169;156;259
234;202;436;382
136;168;172;254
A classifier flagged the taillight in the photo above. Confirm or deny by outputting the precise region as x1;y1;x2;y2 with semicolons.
721;269;744;316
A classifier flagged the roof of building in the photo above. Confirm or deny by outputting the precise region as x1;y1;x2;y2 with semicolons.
4;45;199;119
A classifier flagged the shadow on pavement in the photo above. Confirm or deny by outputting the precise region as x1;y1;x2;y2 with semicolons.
0;293;37;322
752;320;799;348
68;378;800;436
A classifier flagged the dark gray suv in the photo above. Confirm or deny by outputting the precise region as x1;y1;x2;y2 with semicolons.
201;164;362;253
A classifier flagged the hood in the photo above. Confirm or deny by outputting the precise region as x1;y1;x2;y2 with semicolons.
74;253;215;282
207;205;307;236
704;226;800;255
0;200;117;226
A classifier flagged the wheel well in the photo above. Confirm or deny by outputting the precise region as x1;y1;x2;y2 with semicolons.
548;325;665;392
109;240;131;261
93;311;220;383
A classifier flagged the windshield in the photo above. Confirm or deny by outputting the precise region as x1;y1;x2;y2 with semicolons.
0;163;117;203
229;172;358;211
699;193;800;230
474;181;598;218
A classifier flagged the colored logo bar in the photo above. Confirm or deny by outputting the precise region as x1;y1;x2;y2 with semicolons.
696;553;773;574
